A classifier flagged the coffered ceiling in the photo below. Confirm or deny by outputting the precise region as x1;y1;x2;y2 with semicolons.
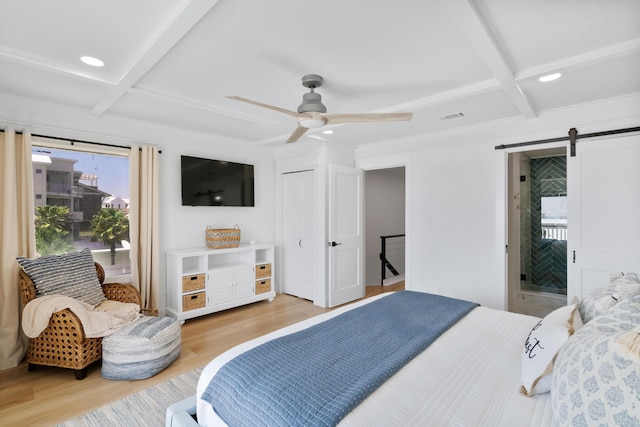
1;0;639;147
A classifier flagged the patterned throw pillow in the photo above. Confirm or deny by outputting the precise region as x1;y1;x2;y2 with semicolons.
551;300;640;426
17;248;106;307
579;272;640;324
579;285;618;324
520;304;583;396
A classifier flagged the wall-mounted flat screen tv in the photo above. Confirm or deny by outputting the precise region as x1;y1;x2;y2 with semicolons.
181;155;255;207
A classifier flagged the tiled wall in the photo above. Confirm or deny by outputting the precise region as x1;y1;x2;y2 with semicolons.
521;156;567;295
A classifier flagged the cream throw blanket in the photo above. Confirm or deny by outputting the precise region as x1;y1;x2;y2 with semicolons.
22;295;142;338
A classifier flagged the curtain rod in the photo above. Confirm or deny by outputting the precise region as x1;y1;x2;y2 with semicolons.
494;126;640;156
1;129;162;153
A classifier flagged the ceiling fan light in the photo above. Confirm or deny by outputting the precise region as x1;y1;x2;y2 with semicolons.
298;118;326;128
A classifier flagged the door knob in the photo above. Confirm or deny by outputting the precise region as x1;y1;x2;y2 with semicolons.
329;241;342;247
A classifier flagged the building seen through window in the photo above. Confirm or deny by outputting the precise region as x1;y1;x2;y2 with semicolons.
31;146;131;278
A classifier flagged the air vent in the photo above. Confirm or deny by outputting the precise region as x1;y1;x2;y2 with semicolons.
439;111;466;120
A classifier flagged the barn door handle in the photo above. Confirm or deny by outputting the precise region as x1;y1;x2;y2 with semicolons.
329;241;342;247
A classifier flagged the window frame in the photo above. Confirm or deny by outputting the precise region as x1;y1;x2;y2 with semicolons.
31;136;132;282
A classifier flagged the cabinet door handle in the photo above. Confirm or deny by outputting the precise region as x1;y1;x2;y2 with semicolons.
299;239;302;247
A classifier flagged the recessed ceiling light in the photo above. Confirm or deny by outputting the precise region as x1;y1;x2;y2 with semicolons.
80;56;105;67
322;130;334;135
539;72;561;82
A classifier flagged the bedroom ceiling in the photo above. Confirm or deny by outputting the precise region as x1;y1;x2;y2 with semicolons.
1;0;639;148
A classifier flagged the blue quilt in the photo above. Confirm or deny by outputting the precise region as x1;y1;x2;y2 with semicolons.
202;291;478;427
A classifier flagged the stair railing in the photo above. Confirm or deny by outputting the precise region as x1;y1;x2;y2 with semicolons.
380;234;405;286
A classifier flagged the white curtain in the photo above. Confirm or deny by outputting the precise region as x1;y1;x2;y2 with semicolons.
129;144;160;312
0;128;35;370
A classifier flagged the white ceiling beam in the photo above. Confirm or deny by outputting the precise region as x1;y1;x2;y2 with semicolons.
0;47;116;85
516;38;640;81
128;86;294;131
439;0;537;119
389;79;499;112
91;0;221;116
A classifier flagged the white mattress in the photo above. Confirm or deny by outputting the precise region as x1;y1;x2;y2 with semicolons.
196;293;555;427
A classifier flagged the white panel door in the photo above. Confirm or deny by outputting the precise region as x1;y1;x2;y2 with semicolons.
328;165;364;307
567;134;640;301
282;170;317;300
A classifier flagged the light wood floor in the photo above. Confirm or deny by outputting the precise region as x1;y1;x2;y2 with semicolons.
0;283;403;427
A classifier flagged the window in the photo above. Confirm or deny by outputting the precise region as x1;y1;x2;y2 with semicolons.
541;196;567;241
31;143;131;279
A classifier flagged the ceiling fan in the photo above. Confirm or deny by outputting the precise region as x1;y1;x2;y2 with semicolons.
227;74;413;143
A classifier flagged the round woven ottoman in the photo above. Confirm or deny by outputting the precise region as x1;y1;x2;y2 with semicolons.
101;316;181;380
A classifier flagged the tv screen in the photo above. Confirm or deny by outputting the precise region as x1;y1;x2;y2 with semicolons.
181;155;255;206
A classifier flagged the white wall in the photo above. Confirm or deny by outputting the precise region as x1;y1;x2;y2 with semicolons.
157;138;276;312
160;139;275;251
357;93;640;310
409;140;506;308
5;91;639;313
364;168;405;286
1;99;278;314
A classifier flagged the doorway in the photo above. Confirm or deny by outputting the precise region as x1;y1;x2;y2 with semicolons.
364;167;406;288
508;148;567;317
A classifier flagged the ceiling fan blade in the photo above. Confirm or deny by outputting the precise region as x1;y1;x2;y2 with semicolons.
286;125;309;143
226;96;300;118
323;112;413;125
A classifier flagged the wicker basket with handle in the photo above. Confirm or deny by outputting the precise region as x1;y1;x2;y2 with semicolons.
206;225;241;249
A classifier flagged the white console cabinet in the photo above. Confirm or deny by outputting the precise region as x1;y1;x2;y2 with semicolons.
166;244;275;320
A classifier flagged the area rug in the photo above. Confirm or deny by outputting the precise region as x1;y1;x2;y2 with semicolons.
57;367;203;427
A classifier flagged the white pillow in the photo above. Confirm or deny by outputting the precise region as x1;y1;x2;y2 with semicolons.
520;304;583;396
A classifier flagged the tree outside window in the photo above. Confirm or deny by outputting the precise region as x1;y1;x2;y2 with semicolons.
91;208;130;265
31;145;131;277
34;205;75;255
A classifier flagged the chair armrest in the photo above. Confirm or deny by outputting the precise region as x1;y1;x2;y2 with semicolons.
102;283;142;306
47;309;88;342
18;269;37;305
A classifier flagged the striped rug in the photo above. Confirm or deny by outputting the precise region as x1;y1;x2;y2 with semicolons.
57;367;203;427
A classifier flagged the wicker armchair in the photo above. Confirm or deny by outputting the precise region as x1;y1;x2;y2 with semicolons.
18;262;142;380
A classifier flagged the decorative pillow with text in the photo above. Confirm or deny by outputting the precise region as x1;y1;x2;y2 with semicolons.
520;304;583;396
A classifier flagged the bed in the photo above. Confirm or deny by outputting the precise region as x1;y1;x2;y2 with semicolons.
167;284;640;427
